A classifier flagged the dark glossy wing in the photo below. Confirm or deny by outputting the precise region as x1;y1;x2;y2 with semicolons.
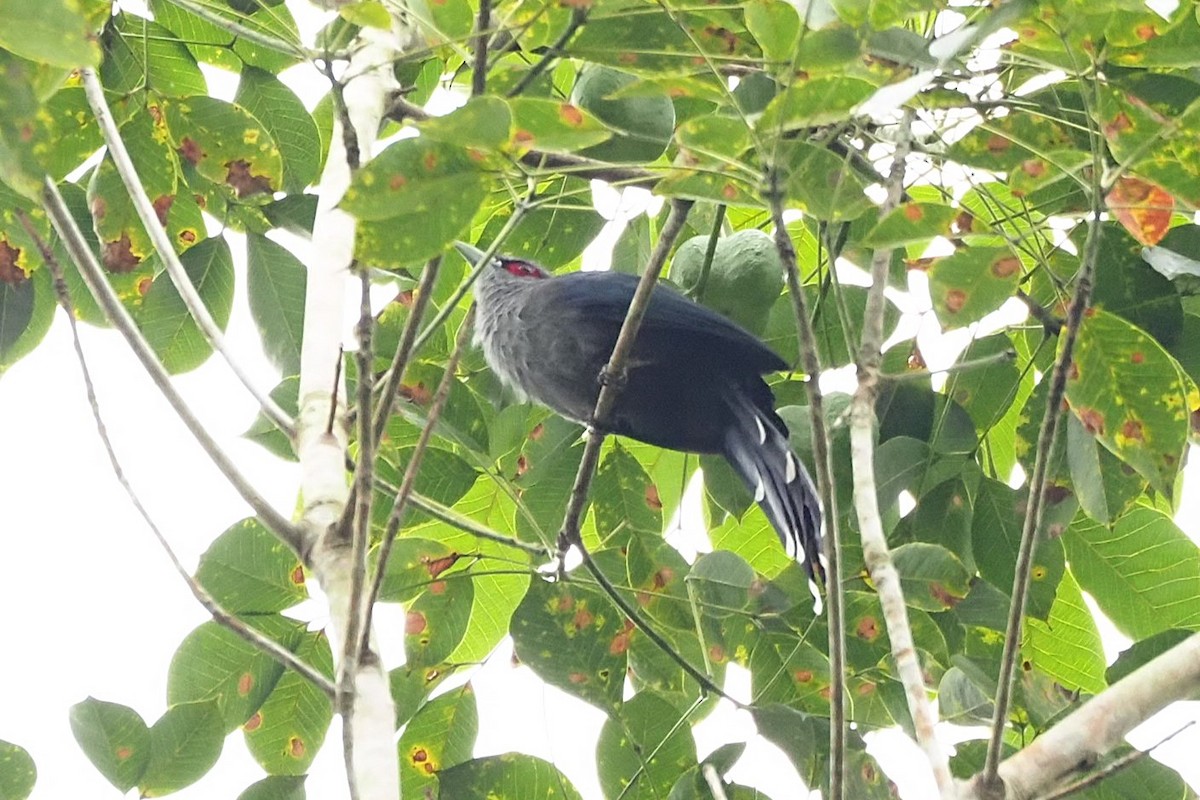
549;271;787;374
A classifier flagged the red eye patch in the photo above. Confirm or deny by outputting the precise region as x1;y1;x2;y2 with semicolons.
502;260;546;279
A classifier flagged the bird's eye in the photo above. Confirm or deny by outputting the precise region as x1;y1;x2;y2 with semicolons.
501;260;545;279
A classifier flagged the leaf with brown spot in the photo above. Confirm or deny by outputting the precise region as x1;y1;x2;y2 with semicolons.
1105;176;1173;245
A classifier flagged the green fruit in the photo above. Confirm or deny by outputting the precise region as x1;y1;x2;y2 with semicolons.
670;229;783;334
571;66;675;163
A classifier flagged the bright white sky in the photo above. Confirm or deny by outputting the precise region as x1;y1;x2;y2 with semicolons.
1;4;1199;798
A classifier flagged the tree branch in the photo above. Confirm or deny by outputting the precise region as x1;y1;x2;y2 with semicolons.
79;68;295;439
472;0;491;96
764;177;846;799
19;206;333;698
846;109;956;798
42;178;302;552
959;633;1200;800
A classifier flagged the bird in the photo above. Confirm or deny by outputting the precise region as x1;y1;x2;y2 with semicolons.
454;240;824;585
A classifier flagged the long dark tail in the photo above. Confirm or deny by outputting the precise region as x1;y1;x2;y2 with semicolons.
720;387;823;585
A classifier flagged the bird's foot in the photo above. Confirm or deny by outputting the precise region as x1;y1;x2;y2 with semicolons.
598;365;627;392
555;526;581;578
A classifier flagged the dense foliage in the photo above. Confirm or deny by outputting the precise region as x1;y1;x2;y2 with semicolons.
1;0;1199;798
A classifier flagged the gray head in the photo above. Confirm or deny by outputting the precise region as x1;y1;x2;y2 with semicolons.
454;241;550;304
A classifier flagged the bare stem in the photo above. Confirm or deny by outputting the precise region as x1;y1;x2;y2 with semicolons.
79;68;295;438
372;257;442;445
472;0;491;96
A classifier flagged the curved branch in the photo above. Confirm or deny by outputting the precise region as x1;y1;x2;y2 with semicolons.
19;207;333;698
79;69;295;438
42;179;301;552
960;633;1200;800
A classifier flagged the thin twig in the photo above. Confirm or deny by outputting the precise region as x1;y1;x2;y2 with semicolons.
846;108;955;798
79;69;295;438
472;0;491;96
21;204;332;697
505;8;588;99
358;308;477;658
1015;288;1064;337
372;257;442;445
982;213;1103;790
42;178;302;552
689;204;726;303
765;177;847;799
882;346;1017;381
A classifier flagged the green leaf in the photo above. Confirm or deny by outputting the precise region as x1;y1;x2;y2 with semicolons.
149;0;302;72
971;477;1065;621
439;754;584;800
69;697;150;792
243;630;333;774
780;140;872;221
140;700;224;796
235;68;321;194
418;96;512;151
760;76;877;130
0;0;100;67
0;739;36;800
1024;570;1106;694
0;267;53;375
592;441;663;541
246;234;306;376
479;177;606;269
1092;223;1182;349
398;686;477;799
508;98;612;154
1064;507;1200;640
1064;308;1190;496
596;692;697;800
891;542;971;612
927;245;1021;328
687;551;754;617
167;617;304;731
101;14;207;98
164;95;284;200
346;138;485;266
236;775;307;800
135;235;235;373
510;577;627;714
1106;629;1196;688
863;202;972;249
195;518;306;613
404;568;475;669
744;0;799;63
942;334;1019;430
